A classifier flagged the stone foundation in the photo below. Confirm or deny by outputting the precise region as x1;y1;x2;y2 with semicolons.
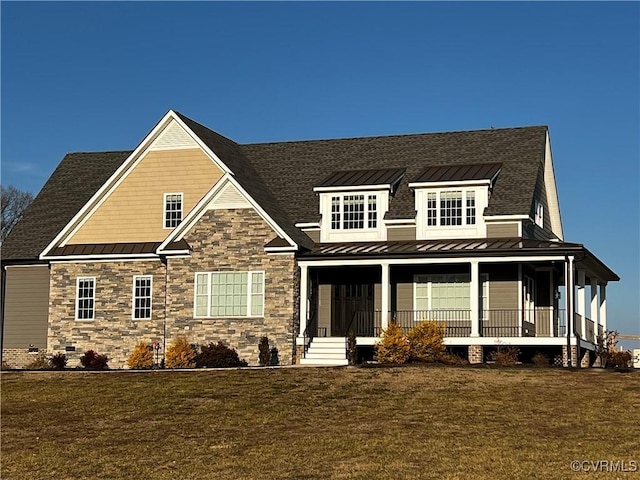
468;345;483;364
562;345;580;367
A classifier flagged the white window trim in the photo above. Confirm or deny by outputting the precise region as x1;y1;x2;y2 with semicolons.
415;186;488;240
329;193;378;231
534;200;544;228
75;276;96;321
320;190;388;242
132;275;153;320
163;192;184;229
193;271;265;318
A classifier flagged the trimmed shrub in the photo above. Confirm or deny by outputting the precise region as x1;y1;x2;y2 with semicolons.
80;350;109;370
407;321;446;363
269;347;280;366
375;322;410;365
532;352;550;367
165;336;196;369
25;352;51;370
50;353;68;370
195;342;248;368
488;346;520;366
258;336;271;366
346;330;358;366
127;342;155;370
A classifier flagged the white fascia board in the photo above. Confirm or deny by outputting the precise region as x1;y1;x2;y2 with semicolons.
39;110;233;259
264;247;298;253
313;184;391;193
157;174;298;253
383;218;416;226
157;249;191;256
298;255;567;268
295;222;321;228
408;179;491;189
544;131;564;240
484;215;530;222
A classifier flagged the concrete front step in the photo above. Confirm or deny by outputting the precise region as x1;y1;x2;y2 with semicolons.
300;357;349;366
301;337;348;366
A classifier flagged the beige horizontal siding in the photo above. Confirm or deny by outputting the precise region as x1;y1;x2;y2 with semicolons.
486;222;520;238
387;226;416;241
3;266;50;348
318;284;331;335
69;148;223;243
396;283;413;311
304;230;320;243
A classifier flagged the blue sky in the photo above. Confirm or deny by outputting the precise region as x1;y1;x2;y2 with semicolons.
2;2;639;342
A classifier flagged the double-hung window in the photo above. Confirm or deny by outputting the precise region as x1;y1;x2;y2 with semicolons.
330;194;377;230
76;277;95;320
133;276;152;320
195;271;264;318
534;200;544;228
164;193;183;228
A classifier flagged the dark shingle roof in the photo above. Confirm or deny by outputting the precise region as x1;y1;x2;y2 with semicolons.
240;126;547;221
3;116;549;261
1;151;132;261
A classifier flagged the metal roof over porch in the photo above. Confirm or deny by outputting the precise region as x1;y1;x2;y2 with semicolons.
299;238;619;282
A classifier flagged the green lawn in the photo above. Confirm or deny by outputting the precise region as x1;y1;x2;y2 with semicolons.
2;365;639;479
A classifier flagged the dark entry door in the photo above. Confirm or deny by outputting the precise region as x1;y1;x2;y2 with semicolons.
331;284;374;336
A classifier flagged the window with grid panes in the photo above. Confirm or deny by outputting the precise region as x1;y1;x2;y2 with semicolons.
194;272;264;317
164;193;183;228
133;276;152;320
76;277;95;320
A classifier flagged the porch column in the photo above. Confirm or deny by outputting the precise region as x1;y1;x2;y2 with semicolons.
577;269;586;338
590;277;599;343
381;262;390;331
599;283;607;332
470;261;480;337
299;264;308;338
564;256;575;367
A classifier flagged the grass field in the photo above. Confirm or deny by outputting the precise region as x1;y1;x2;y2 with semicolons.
2;365;639;480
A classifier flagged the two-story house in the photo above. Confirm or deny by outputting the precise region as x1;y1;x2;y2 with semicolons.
1;110;618;368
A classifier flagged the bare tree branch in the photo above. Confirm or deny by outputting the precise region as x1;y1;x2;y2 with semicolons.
1;185;34;243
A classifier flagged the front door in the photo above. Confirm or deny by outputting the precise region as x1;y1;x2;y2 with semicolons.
331;284;374;336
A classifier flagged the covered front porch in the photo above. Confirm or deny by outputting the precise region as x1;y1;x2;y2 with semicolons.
296;239;618;364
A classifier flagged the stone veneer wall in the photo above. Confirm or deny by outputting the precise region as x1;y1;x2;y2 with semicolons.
166;208;299;366
2;348;43;369
48;260;166;368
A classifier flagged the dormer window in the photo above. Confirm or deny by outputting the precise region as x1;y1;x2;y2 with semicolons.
330;194;377;230
314;167;405;242
410;163;501;240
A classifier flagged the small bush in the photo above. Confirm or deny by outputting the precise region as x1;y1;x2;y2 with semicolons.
165;336;196;369
488;346;520;366
80;350;109;370
258;336;271;366
606;350;632;369
269;347;280;366
346;330;358;366
375;322;410;365
195;342;248;368
127;342;155;370
0;360;11;371
532;352;550;367
25;352;51;370
407;320;446;363
440;352;469;366
50;353;68;370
